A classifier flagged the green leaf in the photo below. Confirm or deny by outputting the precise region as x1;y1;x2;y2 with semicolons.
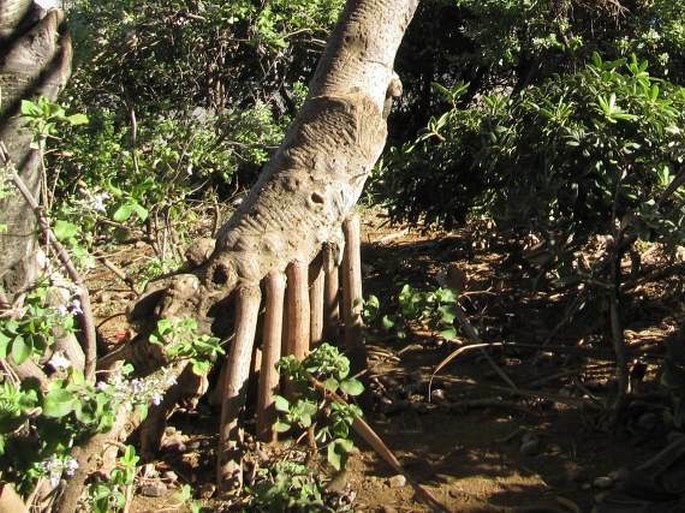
274;420;291;433
53;220;79;242
191;360;211;375
113;204;133;222
327;442;342;471
42;388;77;418
10;335;31;365
437;305;456;324
0;332;10;359
381;315;395;330
274;395;290;412
439;327;458;340
20;100;42;117
322;377;339;392
339;378;364;397
66;113;89;125
132;203;149;222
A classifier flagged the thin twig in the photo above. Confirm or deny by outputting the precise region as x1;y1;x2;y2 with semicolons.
428;342;505;400
94;252;137;292
452;303;519;391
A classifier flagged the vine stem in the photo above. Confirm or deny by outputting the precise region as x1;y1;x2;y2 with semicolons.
1;143;98;383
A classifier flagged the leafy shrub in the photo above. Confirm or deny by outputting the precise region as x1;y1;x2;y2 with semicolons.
380;54;685;258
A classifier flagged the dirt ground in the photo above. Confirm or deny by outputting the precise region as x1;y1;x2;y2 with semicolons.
90;208;685;513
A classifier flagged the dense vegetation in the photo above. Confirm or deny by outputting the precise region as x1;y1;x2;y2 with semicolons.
2;0;685;511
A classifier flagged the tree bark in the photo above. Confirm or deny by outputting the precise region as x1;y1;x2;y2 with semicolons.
0;2;71;295
132;0;418;341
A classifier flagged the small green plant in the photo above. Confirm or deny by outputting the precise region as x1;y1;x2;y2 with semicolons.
250;460;329;512
149;317;224;375
21;97;88;150
89;445;139;513
275;343;363;472
172;484;203;513
0;285;76;365
247;344;361;511
377;285;461;342
0;282;188;497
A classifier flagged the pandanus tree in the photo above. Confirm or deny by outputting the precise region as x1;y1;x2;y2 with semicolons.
0;0;423;510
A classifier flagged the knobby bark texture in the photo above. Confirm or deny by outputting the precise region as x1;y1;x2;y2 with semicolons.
129;0;417;334
0;0;71;295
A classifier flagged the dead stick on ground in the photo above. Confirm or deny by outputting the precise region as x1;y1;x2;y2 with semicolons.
94;252;137;293
428;342;505;400
309;377;449;513
452;305;518;391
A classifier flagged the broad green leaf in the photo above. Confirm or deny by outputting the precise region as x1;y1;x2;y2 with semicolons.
42;388;77;418
274;395;290;412
191;360;211;375
439;327;458;340
10;335;31;365
339;378;364;397
53;220;79;242
20;100;42;117
113;204;133;222
132;203;149;222
322;377;339;392
327;442;342;471
381;315;395;330
274;420;291;433
67;113;89;125
438;305;456;324
0;332;10;359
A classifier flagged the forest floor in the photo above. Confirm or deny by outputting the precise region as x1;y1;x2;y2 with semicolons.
89;207;685;513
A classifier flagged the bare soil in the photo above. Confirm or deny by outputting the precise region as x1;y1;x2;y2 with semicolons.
90;208;685;513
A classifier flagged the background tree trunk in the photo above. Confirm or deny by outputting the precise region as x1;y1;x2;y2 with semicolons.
0;0;71;297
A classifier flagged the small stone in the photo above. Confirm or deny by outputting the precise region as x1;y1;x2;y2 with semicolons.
140;481;167;497
593;476;614;489
568;466;587;483
199;483;216;499
140;463;157;478
520;438;540;455
430;388;446;403
519;430;541;455
162;470;178;484
380;506;398;513
387;474;406;488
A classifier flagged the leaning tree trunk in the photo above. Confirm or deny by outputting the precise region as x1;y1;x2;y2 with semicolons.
0;1;71;297
122;0;419;492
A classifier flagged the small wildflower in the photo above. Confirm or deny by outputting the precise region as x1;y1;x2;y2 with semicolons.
70;299;83;315
48;351;72;371
90;191;110;213
151;391;164;406
42;454;79;487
